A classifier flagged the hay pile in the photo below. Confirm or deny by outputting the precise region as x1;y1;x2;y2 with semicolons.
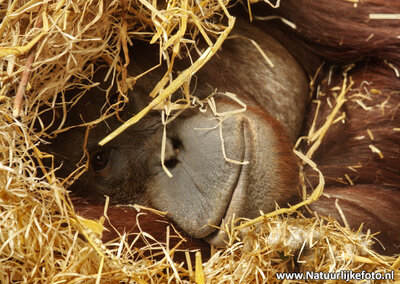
0;0;399;282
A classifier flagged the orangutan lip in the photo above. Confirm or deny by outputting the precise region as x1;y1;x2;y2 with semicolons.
204;119;250;246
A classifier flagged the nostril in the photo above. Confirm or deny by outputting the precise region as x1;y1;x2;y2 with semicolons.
171;137;182;152
163;137;182;169
165;158;179;169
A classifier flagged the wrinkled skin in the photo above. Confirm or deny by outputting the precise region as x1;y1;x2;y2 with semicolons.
44;18;306;245
43;13;400;254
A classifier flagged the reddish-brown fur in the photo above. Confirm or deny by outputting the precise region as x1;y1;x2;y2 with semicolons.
254;0;400;62
302;62;400;188
73;198;211;261
301;61;400;253
71;2;400;257
248;1;400;253
309;186;400;253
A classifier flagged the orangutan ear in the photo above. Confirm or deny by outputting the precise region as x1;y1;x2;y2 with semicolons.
308;185;400;255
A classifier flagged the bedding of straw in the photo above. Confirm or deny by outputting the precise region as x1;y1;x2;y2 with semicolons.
0;0;399;282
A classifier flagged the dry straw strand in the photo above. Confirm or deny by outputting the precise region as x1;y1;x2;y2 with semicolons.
1;0;399;282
